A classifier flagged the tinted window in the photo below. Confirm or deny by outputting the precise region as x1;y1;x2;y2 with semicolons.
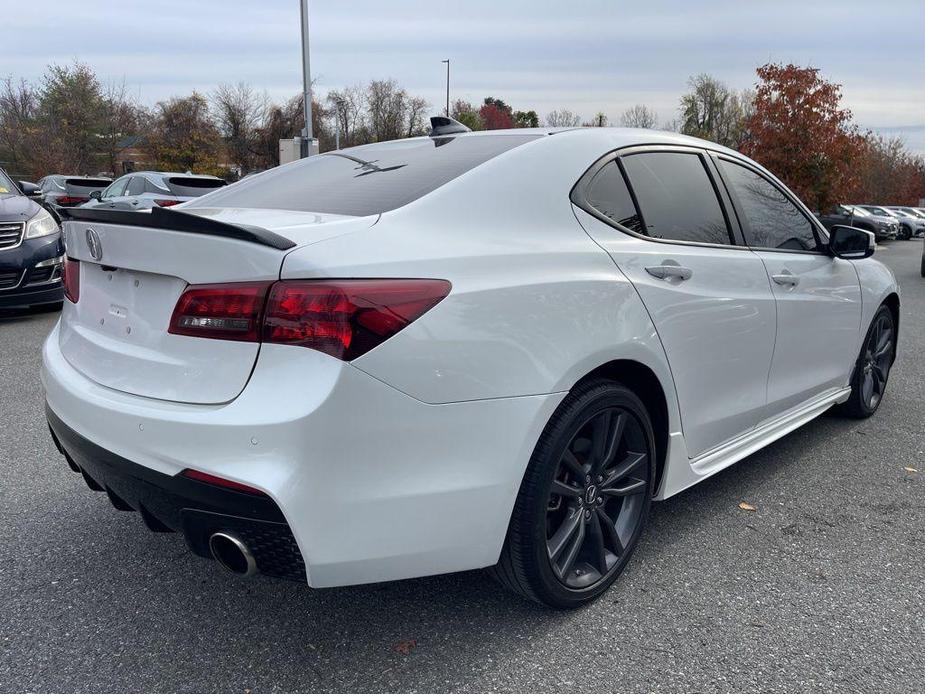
0;169;16;193
718;159;820;252
585;162;644;234
104;177;129;198
621;152;731;245
126;176;146;196
166;177;227;197
186;135;540;216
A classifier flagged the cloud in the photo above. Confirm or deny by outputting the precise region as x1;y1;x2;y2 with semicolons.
5;0;923;142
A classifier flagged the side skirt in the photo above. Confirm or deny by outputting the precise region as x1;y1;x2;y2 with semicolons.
655;386;852;500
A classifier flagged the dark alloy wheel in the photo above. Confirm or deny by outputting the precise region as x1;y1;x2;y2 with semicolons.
900;224;912;240
836;305;895;418
492;379;655;608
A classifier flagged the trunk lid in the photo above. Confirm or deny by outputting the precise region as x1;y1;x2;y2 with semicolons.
59;208;376;404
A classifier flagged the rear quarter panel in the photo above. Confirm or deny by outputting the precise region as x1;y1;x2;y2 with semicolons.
280;131;679;415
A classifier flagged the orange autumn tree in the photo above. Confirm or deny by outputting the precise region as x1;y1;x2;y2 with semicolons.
742;63;863;212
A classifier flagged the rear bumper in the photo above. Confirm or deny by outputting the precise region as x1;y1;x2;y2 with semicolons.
42;323;562;588
46;407;306;580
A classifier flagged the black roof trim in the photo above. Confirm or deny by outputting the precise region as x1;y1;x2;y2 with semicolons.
58;206;296;251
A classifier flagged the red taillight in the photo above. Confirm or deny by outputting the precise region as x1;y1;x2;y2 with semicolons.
168;279;450;359
181;469;267;496
153;199;181;207
62;257;80;303
168;282;271;342
57;195;89;206
263;280;451;360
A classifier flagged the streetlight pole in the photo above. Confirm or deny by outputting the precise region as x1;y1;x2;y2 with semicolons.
300;0;313;157
442;59;450;117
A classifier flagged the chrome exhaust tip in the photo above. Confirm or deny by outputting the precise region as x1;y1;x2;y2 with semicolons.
208;532;257;577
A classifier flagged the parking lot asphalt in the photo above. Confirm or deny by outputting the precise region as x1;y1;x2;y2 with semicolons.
1;243;923;694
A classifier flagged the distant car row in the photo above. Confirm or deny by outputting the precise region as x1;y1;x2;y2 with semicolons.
816;204;925;241
29;171;227;212
1;169;227;311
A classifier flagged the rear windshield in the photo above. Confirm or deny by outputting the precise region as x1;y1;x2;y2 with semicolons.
166;177;227;197
185;134;540;216
66;178;111;193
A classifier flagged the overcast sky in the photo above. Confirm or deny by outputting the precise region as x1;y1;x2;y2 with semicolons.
7;0;925;151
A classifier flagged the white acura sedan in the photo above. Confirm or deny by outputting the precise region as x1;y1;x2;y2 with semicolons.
43;121;898;608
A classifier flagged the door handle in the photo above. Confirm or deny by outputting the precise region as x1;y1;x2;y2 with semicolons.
771;270;800;287
645;263;693;281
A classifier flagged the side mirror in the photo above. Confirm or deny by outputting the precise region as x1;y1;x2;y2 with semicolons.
19;181;41;198
828;225;875;260
89;190;102;201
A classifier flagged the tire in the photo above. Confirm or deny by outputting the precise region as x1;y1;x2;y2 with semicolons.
900;225;912;240
835;305;895;419
920;253;925;278
491;379;656;608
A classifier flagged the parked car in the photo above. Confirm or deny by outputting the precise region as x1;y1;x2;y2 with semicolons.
886;206;925;236
81;171;227;211
0;167;64;310
858;205;921;240
45;125;898;608
816;204;896;240
37;175;112;211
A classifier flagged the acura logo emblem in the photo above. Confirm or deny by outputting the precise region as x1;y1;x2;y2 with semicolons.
86;228;103;261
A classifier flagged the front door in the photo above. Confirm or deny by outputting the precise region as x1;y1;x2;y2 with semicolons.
713;156;862;417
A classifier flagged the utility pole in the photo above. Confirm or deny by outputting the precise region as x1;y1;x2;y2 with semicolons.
300;0;313;157
442;59;450;117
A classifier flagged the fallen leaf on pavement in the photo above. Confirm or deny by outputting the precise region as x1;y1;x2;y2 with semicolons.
738;502;757;512
903;467;918;473
393;639;417;655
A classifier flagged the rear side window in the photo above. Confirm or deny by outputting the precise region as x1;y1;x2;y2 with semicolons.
585;163;645;234
718;159;821;252
621;152;731;245
126;176;146;196
185;135;540;216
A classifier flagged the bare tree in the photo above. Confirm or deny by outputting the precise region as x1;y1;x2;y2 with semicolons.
212;82;267;176
679;74;752;148
0;77;38;177
545;109;581;127
620;104;658;129
327;85;365;147
99;80;144;176
405;95;430;138
367;79;407;142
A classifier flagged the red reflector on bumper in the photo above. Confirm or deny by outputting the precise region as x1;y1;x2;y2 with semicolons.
181;469;267;496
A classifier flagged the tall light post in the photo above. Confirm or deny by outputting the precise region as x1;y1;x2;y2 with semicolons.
300;0;313;157
442;59;450;117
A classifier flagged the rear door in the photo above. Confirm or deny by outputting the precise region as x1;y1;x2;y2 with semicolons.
713;155;862;417
573;146;777;459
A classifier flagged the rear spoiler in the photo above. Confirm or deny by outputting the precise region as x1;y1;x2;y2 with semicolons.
58;206;296;251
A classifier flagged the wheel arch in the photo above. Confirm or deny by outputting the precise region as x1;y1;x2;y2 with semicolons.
576;359;670;496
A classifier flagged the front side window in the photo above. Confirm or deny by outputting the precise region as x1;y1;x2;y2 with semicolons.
718;159;821;252
104;177;129;198
0;169;15;194
585;162;644;234
620;152;731;245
